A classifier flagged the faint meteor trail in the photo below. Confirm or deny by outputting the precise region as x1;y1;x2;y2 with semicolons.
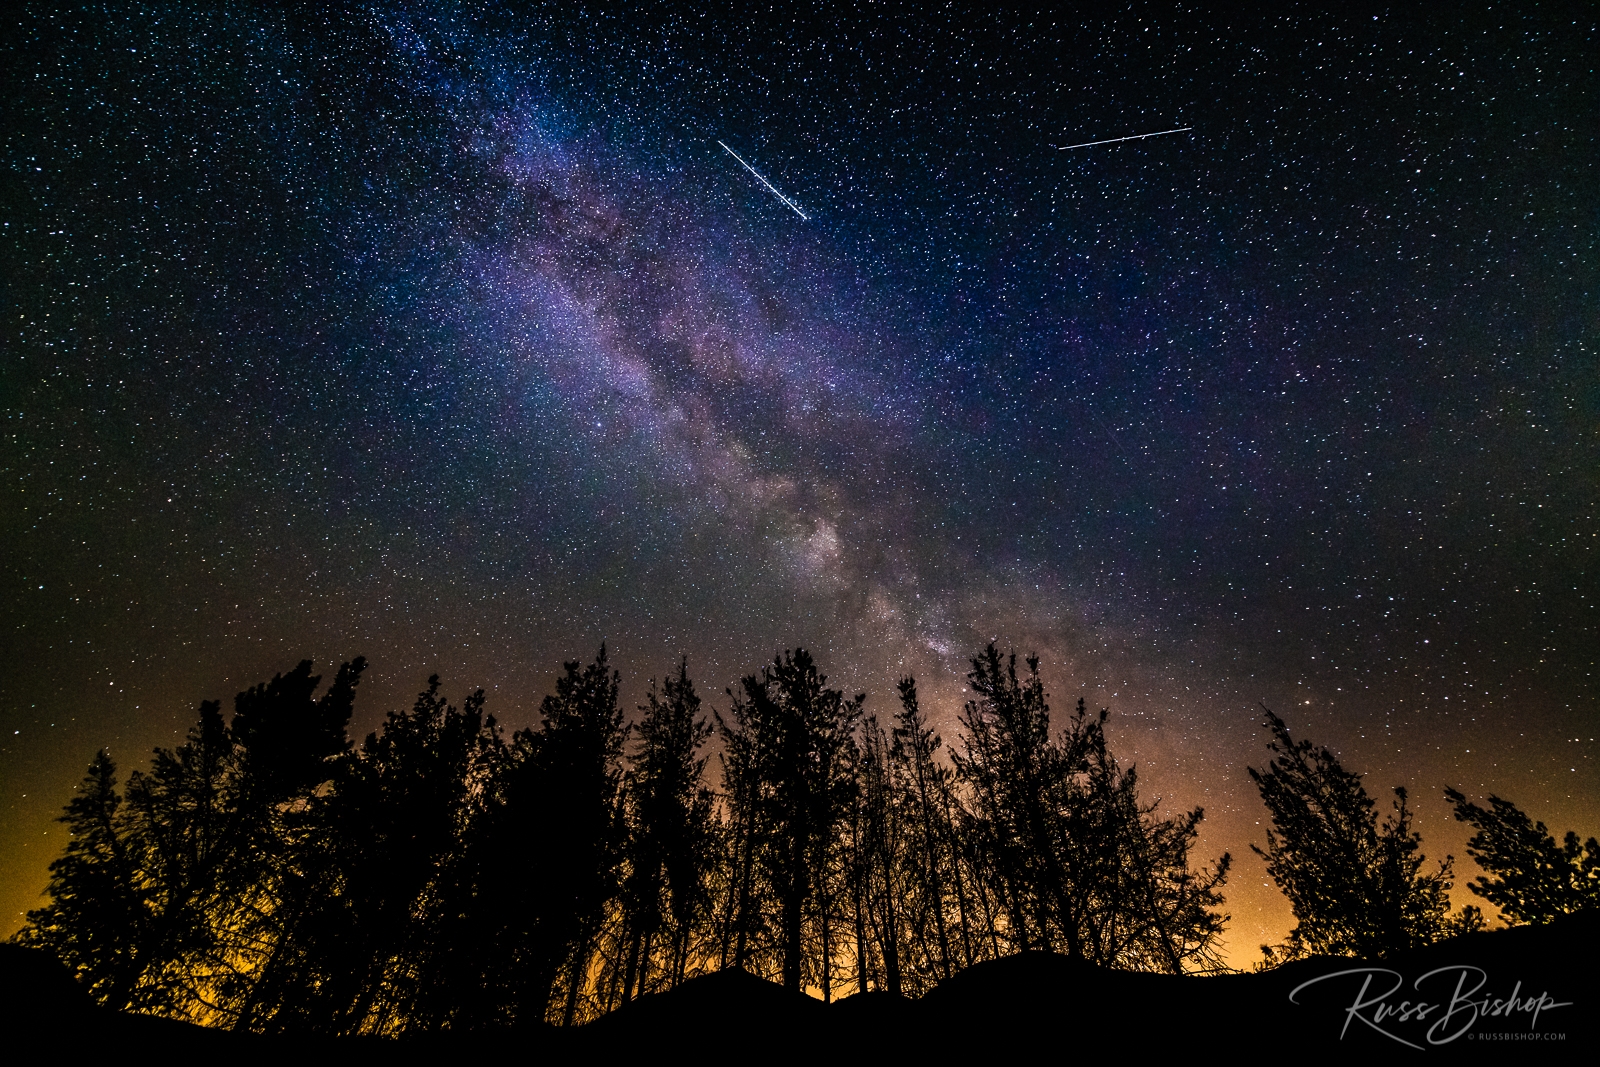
718;140;809;220
1058;126;1193;150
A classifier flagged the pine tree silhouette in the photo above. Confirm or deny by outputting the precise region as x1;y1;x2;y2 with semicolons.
953;646;1083;957
19;751;145;1007
22;660;366;1023
893;677;975;979
952;645;1230;971
1251;708;1466;961
1445;786;1598;926
237;678;494;1034
716;649;862;995
611;658;717;1003
471;646;627;1027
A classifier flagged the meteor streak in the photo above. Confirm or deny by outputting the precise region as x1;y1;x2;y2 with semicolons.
718;140;809;220
1057;126;1193;150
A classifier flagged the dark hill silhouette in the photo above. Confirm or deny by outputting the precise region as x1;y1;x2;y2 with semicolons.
6;915;1591;1057
0;943;93;1025
916;915;1595;1057
585;969;829;1052
0;943;374;1053
0;943;234;1049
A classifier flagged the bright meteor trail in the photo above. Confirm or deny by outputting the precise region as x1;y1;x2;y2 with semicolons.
718;140;809;220
1058;126;1193;150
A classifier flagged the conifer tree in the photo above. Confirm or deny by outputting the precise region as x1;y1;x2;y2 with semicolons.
953;645;1083;956
237;678;495;1035
1251;709;1463;961
1073;721;1230;972
842;722;874;994
854;714;904;994
715;689;768;974
471;646;627;1026
953;647;1231;971
715;649;862;994
20;751;145;1007
118;698;240;1017
892;677;974;979
21;660;365;1022
612;659;717;1002
230;660;363;805
1445;787;1599;926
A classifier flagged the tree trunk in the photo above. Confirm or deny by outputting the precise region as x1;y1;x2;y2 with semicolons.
621;925;643;1003
879;860;901;996
561;926;591;1027
782;833;806;994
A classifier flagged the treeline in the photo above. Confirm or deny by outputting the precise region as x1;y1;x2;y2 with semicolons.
16;646;1598;1034
16;645;1226;1030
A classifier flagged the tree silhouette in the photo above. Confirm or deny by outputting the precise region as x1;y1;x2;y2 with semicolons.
953;646;1090;957
1250;709;1471;962
1074;723;1231;973
1445;787;1600;925
117;696;240;1018
842;714;883;995
231;660;363;803
716;649;863;995
892;677;976;980
608;659;718;1004
237;677;495;1035
471;646;627;1027
951;646;1229;971
19;750;145;1007
21;661;366;1022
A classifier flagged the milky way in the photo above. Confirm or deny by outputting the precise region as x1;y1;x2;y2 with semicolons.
4;5;1595;963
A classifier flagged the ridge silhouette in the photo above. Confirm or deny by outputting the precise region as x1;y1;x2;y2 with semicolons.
7;916;1593;1054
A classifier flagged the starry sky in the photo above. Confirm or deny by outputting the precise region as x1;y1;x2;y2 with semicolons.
3;4;1595;964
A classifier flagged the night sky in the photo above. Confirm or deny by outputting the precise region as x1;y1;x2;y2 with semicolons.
3;4;1595;965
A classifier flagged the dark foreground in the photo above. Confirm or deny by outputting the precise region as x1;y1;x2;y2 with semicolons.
4;915;1594;1059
